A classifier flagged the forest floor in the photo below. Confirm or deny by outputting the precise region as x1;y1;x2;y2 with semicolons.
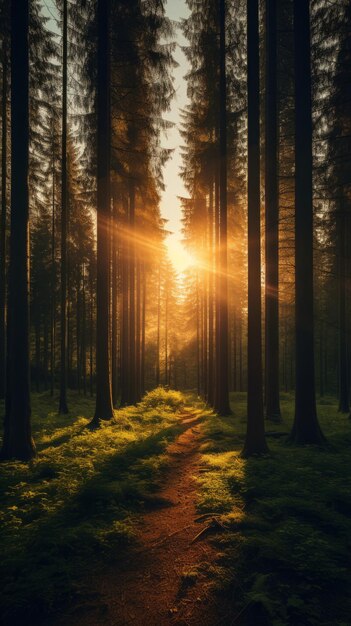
50;411;231;626
2;391;351;626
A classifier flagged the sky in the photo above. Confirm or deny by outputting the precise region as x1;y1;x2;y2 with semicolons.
161;0;191;274
41;0;191;274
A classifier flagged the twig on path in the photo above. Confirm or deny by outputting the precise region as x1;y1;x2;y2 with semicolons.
194;512;224;522
190;517;227;543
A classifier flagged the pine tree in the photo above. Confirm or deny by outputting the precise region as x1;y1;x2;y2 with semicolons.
290;0;325;444
242;0;268;457
58;0;69;414
90;0;114;426
1;0;35;461
0;4;8;401
213;0;231;416
264;0;281;422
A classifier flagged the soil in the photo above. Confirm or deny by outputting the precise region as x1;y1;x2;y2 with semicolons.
49;412;232;626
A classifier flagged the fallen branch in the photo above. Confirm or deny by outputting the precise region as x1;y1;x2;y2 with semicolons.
194;512;224;522
190;517;227;543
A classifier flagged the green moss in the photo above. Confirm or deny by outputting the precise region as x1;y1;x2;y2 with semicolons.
198;393;351;626
0;388;187;623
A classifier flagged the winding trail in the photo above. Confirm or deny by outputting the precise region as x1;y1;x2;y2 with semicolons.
52;412;231;626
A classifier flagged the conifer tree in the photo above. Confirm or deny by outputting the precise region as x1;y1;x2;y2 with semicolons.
90;0;114;426
264;0;281;422
1;0;35;461
290;0;325;444
242;0;268;456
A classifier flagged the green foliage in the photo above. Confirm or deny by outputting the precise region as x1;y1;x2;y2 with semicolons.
198;393;351;626
0;389;186;623
140;386;185;411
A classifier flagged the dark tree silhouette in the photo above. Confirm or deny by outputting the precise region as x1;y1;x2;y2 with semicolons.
264;0;281;423
90;0;114;427
242;0;268;457
59;0;69;414
213;0;230;416
1;0;35;461
0;17;7;401
290;0;324;444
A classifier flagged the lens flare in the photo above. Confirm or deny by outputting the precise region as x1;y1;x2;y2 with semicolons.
166;235;197;275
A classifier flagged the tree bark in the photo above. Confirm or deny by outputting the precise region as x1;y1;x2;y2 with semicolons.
91;0;114;426
337;212;349;412
156;264;161;386
264;0;281;422
89;267;94;396
50;119;56;397
290;0;325;444
81;264;87;396
207;180;214;405
141;263;146;395
59;0;68;414
120;202;129;406
0;30;7;400
213;0;230;416
111;198;119;407
135;258;141;400
128;179;136;403
242;0;269;457
1;0;35;461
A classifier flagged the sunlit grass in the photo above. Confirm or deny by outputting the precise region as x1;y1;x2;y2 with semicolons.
0;388;187;623
198;393;351;626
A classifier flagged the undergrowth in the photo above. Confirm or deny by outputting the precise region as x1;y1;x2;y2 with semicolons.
198;393;351;626
0;387;186;624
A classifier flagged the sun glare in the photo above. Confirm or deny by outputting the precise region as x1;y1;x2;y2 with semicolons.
166;236;197;275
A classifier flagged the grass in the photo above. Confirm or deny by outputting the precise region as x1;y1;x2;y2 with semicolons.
0;387;186;624
198;392;351;626
2;389;350;625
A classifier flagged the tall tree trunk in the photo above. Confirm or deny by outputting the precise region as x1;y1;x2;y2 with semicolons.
111;199;118;407
207;180;214;405
290;0;324;444
43;317;49;391
196;273;200;397
239;316;243;392
202;271;208;398
214;170;220;404
120;203;129;406
89;268;94;396
35;318;40;392
50;121;56;397
59;0;68;414
76;279;81;393
82;265;87;396
156;265;161;386
337;212;349;412
0;32;7;400
135;258;141;400
141;263;146;395
243;0;268;457
164;288;168;386
128;179;136;403
214;0;230;416
1;0;35;461
232;310;237;392
265;0;281;422
319;318;324;398
91;0;114;426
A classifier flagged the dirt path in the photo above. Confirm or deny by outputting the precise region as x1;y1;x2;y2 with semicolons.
52;413;231;626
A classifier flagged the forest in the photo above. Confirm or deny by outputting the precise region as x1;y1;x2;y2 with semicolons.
0;0;351;624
